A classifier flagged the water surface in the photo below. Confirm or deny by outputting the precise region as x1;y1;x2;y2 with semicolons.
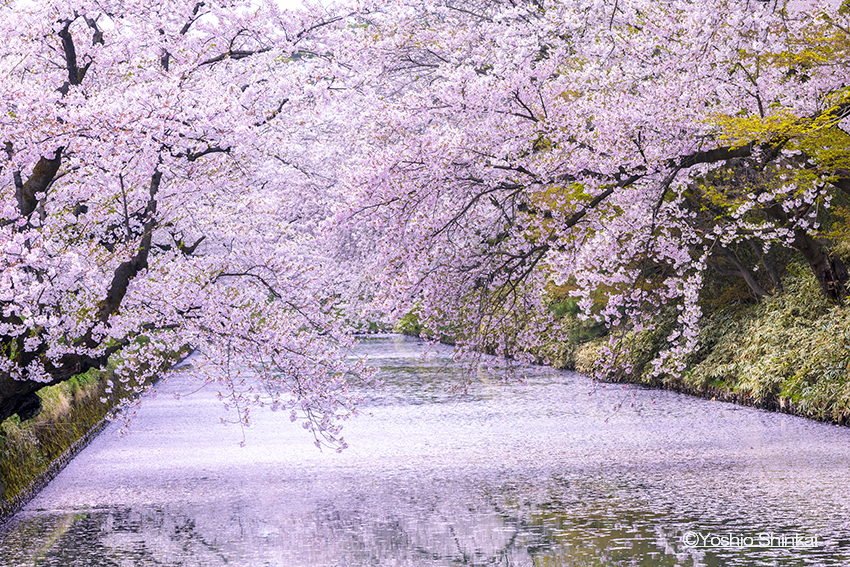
2;335;849;566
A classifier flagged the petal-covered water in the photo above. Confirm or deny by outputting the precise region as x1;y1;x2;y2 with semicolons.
2;334;849;566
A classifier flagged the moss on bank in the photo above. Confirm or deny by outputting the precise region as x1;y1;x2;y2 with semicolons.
0;348;189;523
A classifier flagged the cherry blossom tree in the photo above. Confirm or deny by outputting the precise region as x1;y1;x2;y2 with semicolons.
341;0;850;375
3;0;848;436
0;0;370;447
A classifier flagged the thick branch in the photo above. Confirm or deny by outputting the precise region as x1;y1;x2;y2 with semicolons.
199;48;272;67
181;2;206;35
176;235;206;255
58;20;81;87
676;142;755;170
828;171;850;197
549;171;645;241
187;146;230;162
788;228;848;300
96;170;161;325
0;341;127;424
17;147;63;218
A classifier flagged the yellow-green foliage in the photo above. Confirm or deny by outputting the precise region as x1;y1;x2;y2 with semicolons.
393;306;457;345
574;340;603;376
394;308;427;336
529;340;576;370
570;308;679;383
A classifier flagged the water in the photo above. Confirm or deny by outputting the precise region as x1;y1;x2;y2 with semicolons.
2;334;849;566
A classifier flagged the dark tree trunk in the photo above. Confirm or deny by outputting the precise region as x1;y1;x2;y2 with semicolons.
0;170;160;426
0;352;110;423
0;379;46;424
761;200;848;301
0;22;169;427
792;229;849;301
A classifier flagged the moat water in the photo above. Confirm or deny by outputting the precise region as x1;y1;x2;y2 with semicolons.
2;334;849;566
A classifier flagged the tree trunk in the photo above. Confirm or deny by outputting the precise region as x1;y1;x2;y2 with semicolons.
0;350;117;424
0;378;46;423
792;229;848;301
762;202;847;301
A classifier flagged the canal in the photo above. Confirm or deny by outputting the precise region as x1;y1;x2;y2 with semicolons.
1;334;849;566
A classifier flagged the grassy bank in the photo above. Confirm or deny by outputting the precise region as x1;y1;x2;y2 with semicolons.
397;255;850;427
0;348;189;524
573;263;850;425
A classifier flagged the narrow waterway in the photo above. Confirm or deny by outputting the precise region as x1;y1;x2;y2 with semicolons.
2;334;849;566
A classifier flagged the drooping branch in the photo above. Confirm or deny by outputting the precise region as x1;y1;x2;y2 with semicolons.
713;247;771;299
197;12;346;68
748;240;782;293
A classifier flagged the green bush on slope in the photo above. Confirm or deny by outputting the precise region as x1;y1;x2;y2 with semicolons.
581;254;850;423
683;266;850;422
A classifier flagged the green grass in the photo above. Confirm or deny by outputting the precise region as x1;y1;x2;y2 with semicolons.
0;347;189;515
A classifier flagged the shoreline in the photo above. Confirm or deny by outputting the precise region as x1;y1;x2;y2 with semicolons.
0;416;110;528
398;329;850;429
0;348;194;529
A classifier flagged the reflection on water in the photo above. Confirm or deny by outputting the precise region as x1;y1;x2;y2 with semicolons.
2;335;849;566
